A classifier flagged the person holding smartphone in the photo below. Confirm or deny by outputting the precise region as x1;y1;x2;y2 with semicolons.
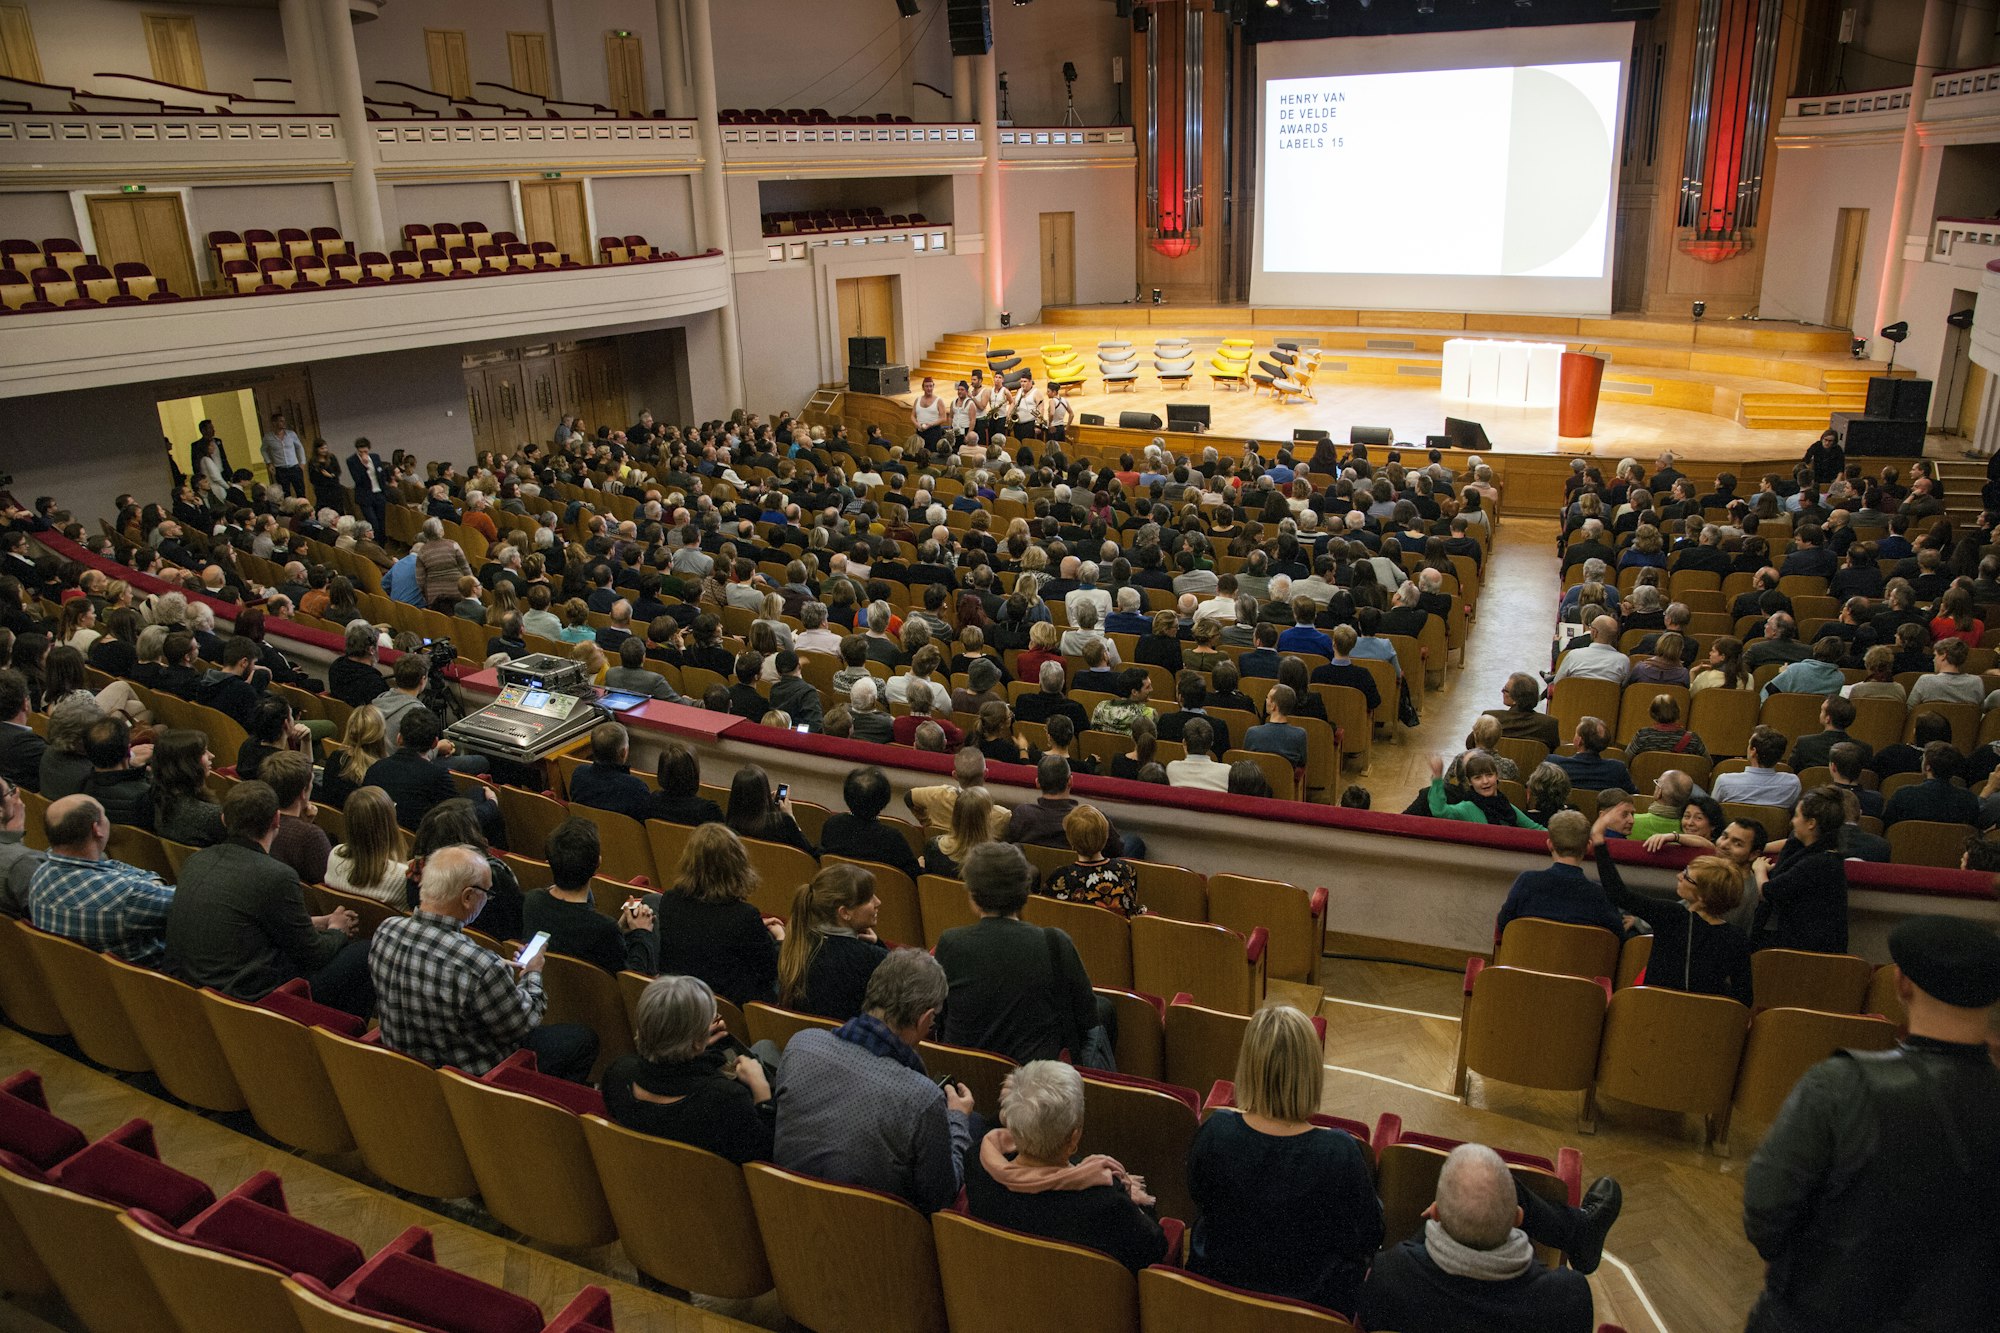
601;975;776;1164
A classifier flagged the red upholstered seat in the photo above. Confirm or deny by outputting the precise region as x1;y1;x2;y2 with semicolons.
323;1227;549;1333
257;978;367;1036
0;1071;87;1169
478;1050;606;1118
177;1170;367;1285
45;1120;215;1225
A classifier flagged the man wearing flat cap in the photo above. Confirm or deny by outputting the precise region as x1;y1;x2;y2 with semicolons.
1742;914;2000;1332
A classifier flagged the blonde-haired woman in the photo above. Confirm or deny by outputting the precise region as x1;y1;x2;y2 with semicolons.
923;786;995;879
1186;1004;1383;1315
317;704;389;809
653;823;783;1007
325;786;408;905
776;862;886;1020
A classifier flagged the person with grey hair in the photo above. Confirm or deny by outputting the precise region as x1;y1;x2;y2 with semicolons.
1060;599;1120;663
414;515;473;610
329;619;390;708
601;974;776;1163
935;842;1105;1066
1015;659;1089;730
848;676;894;744
1105;585;1151;635
1357;1142;1612;1333
1065;563;1111;623
795;601;842;655
964;1059;1168;1271
773;947;974;1212
368;844;599;1081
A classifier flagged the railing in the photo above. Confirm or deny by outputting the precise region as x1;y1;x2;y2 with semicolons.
1930;62;2000;108
997;125;1136;160
719;121;981;164
0;111;341;171
762;224;954;266
370;117;698;169
1778;86;1911;135
1935;216;2000;268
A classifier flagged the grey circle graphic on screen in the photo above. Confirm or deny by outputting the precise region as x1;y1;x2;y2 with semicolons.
1502;67;1611;274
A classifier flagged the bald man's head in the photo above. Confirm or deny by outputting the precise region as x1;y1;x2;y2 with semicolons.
1590;615;1619;645
45;794;107;854
1434;1144;1521;1250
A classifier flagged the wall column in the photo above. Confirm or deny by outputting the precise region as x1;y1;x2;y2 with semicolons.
952;54;973;121
683;0;746;410
1952;0;1994;72
318;0;384;255
277;0;329;111
978;52;1003;327
656;0;691;120
1872;0;1955;355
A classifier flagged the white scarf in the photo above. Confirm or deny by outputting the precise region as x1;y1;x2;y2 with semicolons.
1423;1219;1534;1282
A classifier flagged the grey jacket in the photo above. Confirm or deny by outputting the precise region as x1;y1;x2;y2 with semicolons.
773;1027;970;1213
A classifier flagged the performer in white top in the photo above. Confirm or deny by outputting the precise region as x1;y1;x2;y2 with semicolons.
970;368;999;433
910;376;945;452
1045;389;1073;444
1011;371;1043;441
948;381;976;434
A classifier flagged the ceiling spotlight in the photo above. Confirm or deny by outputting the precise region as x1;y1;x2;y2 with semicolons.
1417;0;1434;10
1850;337;1868;359
896;0;919;15
1949;308;1976;330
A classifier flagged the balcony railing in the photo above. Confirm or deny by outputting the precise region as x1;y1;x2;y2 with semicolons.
997;126;1136;160
0;111;341;172
1777;87;1911;136
1932;216;2000;269
1929;62;2000;120
719;121;981;165
761;225;955;266
370;117;698;170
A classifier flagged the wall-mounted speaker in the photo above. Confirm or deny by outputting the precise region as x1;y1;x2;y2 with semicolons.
946;0;992;55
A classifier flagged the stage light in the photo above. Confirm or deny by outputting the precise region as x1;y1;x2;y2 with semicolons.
1417;0;1434;10
999;311;1011;327
1879;320;1909;342
1850;337;1868;359
1265;0;1278;7
895;0;919;16
1152;288;1164;305
1949;308;1976;330
1691;300;1705;321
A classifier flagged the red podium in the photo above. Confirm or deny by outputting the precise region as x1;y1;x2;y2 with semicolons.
1558;351;1608;438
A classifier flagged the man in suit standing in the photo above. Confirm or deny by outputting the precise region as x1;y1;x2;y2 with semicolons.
348;437;392;541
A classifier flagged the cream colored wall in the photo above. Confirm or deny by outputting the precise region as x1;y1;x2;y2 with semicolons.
18;0;284;95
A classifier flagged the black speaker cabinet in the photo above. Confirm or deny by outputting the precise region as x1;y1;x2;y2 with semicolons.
848;363;909;395
1444;416;1492;450
946;0;991;55
1292;428;1331;443
1166;402;1211;428
1118;410;1163;431
1349;425;1394;446
1079;413;1105;426
846;336;887;368
1830;411;1926;457
1864;376;1932;422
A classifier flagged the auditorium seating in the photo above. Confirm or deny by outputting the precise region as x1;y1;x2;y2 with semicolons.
725;107;918;125
760;206;934;237
0;243;169;307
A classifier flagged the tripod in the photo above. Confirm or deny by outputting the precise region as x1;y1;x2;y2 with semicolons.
1064;82;1081;127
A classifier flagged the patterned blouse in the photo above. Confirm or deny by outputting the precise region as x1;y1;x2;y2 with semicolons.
1043;858;1141;917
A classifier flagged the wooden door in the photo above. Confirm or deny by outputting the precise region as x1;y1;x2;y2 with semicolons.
1826;207;1867;331
508;31;551;97
142;13;204;89
1039;211;1075;308
479;362;527;450
85;194;198;298
556;348;593;423
605;32;645;115
0;4;43;82
584;345;626;430
463;366;501;455
425;28;471;99
835;275;897;365
520;351;561;444
518;179;590;265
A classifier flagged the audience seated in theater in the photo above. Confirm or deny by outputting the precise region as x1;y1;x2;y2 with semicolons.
1483;673;1562;749
846;677;893;744
1039;714;1098;777
1311;625;1384;715
1357;1143;1604;1333
604;635;687;702
778;861;887;1021
651;741;723;827
0;671;45;793
328;621;390;708
568;721;656;823
324;786;407;906
80;715;153;832
1908;635;1985;708
819;766;921;880
37;696;102;801
236;694;308;784
603;974;776;1164
315;704;386;811
1749;787;1849;955
1495;811;1624;938
774;946;974;1212
1786;696;1871;772
1882;741;1979;828
164;778;370;1016
1761;636;1848;702
261;750;331;884
767;651;823;729
1166;717;1232;792
1690;636;1750;695
1710;726;1801;808
1135;609;1185;674
1551;616;1629;685
922;784;997;880
1743;613;1811;673
965;1058;1169;1272
1091;669;1156;737
1006;755;1134;856
402;798;523;942
371;653;435;740
936;841;1104;1065
1156;671;1232;752
1592;825;1753;1005
367;706;464;830
0;776;39;917
370;844;597;1082
651;822;782;1007
194;636;265;725
1624;695;1708;761
725;763;815;855
26;793;175;964
1549;718;1633;792
1187;1005;1382;1312
1042;804;1140;916
1872;710;1950;782
521;816;658;975
1423;752;1542;829
1015;660;1089;730
1244;683;1309;772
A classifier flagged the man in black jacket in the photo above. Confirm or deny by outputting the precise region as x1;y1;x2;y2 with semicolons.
1357;1143;1615;1333
0;670;46;792
195;636;265;726
78;717;153;831
1743;915;2000;1333
365;708;469;832
520;817;657;975
565;722;655;823
163;780;371;1016
328;621;390;708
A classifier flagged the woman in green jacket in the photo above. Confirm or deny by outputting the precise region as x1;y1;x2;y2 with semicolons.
1424;753;1544;829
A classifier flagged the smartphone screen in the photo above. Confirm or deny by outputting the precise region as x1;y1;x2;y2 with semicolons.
776;783;790;802
794;723;811;733
514;930;551;969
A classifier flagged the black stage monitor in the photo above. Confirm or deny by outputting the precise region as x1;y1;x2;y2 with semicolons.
1425;434;1452;450
1165;402;1210;428
1444;416;1492;450
1118;410;1163;431
1292;428;1331;444
1079;413;1105;426
1349;425;1394;447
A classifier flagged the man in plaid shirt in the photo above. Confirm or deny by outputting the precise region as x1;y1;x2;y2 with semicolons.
27;794;174;966
368;844;597;1081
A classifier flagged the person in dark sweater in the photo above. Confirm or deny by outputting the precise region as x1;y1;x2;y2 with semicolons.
777;861;889;1021
652;742;724;827
77;715;152;831
521;816;657;975
934;842;1099;1065
648;822;782;1007
328;622;390;708
1493;810;1624;940
601;974;775;1164
565;721;656;824
1357;1143;1600;1333
1750;786;1850;954
818;766;922;880
964;1058;1168;1272
1187;1005;1382;1313
1587;816;1753;1007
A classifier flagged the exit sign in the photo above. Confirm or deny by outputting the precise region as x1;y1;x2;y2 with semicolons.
121;184;148;193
